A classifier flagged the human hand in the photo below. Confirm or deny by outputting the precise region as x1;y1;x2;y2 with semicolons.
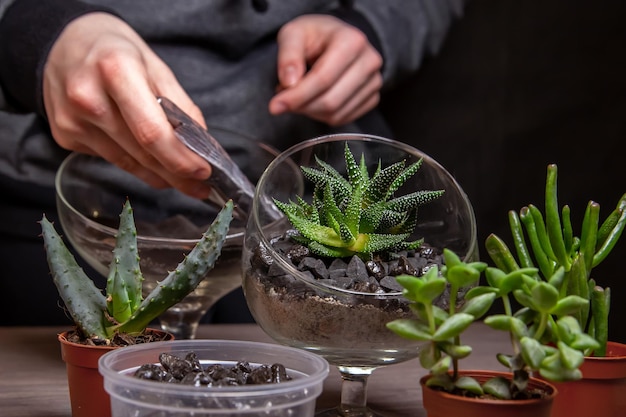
43;13;213;199
269;14;383;126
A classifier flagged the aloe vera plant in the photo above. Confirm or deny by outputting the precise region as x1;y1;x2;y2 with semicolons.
273;142;444;259
40;199;234;341
486;164;626;356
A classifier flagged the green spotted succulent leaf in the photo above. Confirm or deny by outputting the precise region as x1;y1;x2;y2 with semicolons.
274;141;444;259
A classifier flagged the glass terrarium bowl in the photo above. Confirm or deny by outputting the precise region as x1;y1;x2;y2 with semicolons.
98;339;329;417
55;127;279;339
242;133;478;417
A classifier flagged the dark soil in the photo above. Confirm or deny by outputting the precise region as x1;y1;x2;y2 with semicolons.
243;231;462;353
64;328;171;347
133;351;292;386
430;385;551;401
252;230;447;295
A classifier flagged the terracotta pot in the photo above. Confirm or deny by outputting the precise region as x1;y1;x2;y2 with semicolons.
548;341;626;417
58;329;173;417
421;370;557;417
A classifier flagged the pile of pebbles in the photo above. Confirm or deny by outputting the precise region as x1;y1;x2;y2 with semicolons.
133;352;292;387
253;230;446;295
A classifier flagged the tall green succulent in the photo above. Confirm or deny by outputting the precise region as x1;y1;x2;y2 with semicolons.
40;199;234;341
485;164;626;356
387;163;621;399
273;142;444;259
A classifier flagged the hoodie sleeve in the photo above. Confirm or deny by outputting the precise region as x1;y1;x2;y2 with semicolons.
0;0;118;114
345;0;466;89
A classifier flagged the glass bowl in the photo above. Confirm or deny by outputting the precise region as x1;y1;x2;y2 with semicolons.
242;133;478;416
55;127;280;339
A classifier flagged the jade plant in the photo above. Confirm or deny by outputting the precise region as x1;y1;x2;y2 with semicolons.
40;198;234;341
387;162;625;399
273;142;444;259
485;164;626;356
387;248;598;399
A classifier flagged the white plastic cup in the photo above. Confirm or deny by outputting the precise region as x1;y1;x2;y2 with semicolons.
99;339;329;416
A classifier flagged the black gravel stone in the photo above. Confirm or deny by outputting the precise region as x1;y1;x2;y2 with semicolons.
133;353;293;386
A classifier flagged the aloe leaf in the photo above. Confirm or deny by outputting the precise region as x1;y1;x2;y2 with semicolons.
117;201;233;334
107;267;133;324
40;215;109;339
105;199;143;322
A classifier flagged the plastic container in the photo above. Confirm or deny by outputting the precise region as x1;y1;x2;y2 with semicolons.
99;339;329;416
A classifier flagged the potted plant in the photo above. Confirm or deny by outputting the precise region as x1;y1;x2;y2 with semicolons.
483;163;626;417
242;134;479;415
40;198;234;417
387;162;626;417
386;247;597;417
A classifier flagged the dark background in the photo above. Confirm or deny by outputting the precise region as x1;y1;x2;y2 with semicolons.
1;0;624;344
380;0;626;343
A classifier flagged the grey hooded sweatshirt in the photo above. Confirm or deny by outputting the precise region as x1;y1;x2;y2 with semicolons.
0;0;464;189
0;0;464;326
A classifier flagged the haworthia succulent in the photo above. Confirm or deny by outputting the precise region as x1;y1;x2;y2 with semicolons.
274;142;443;259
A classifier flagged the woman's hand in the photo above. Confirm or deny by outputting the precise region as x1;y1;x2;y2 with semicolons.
43;12;212;199
269;14;383;126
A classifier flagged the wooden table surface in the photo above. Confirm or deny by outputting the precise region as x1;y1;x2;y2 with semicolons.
0;323;508;417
